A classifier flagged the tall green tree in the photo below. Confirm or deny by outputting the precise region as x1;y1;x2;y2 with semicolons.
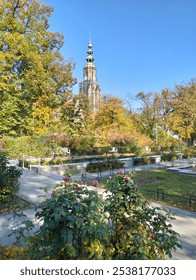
0;0;75;136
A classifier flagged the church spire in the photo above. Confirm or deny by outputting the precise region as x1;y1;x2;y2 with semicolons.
86;36;94;65
79;37;101;112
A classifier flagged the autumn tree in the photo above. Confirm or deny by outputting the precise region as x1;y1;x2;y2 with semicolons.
132;79;196;148
134;92;162;139
94;95;130;129
93;95;129;146
164;81;196;143
0;0;75;136
93;95;151;151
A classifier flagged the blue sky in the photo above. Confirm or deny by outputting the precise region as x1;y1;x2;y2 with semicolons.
43;0;196;102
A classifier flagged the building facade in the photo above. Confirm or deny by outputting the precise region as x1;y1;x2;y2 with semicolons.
79;39;101;112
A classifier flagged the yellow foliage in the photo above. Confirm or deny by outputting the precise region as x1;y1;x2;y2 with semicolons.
0;244;28;260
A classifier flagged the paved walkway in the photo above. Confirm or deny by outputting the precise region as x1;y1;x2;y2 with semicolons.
0;169;195;259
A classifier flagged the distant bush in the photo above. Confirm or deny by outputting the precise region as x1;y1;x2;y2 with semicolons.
133;156;156;166
133;157;148;166
86;159;124;173
48;157;65;165
182;148;196;159
161;153;178;162
18;159;30;169
0;153;22;202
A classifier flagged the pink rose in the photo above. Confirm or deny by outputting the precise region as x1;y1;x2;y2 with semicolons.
79;181;85;185
125;176;130;181
93;179;99;187
119;169;124;175
63;177;70;182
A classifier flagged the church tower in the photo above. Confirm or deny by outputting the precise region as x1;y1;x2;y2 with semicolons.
79;38;101;112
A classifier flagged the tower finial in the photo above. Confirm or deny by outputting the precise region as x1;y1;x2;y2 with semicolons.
86;34;94;64
89;32;92;44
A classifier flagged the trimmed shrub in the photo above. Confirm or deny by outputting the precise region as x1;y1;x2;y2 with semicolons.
161;153;178;162
133;157;149;166
0;153;22;202
86;159;124;173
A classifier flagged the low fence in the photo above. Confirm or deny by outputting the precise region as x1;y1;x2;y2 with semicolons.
139;188;196;211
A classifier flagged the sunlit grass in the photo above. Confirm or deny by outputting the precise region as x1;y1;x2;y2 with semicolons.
134;169;196;211
96;169;196;210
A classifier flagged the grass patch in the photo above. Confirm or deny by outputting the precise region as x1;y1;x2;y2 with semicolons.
0;195;33;214
134;169;196;211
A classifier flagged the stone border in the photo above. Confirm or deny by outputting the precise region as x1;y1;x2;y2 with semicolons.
167;165;196;176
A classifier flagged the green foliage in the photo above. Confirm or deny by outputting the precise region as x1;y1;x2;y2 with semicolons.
0;0;76;136
28;179;111;259
182;147;196;159
105;171;181;259
135;80;196;146
133;156;151;166
64;165;79;177
70;135;95;154
9;171;181;260
60;93;92;137
86;158;124;172
161;153;178;162
2;135;53;159
0;243;28;260
0;152;22;202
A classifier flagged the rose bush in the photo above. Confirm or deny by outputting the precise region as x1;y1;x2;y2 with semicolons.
4;172;181;260
105;172;181;259
28;178;112;259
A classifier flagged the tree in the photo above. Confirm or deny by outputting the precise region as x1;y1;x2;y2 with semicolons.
94;95;130;130
60;93;96;151
92;95;152;150
133;80;196;148
60;93;92;136
93;95;134;146
0;0;76;136
135;92;162;139
164;81;196;143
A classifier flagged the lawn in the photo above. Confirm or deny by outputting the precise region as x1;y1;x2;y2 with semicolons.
134;169;196;211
